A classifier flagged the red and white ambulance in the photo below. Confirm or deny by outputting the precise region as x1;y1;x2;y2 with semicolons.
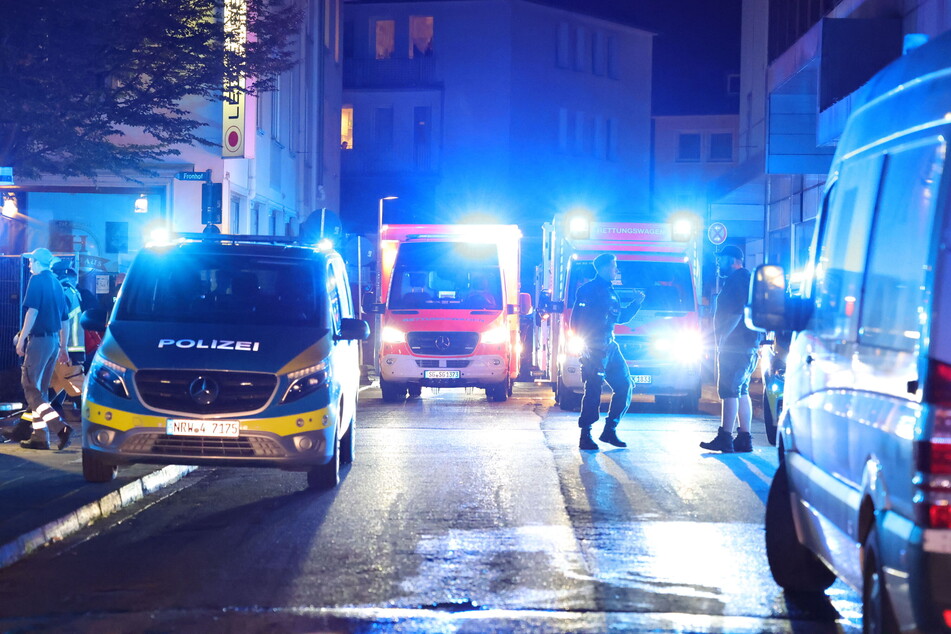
373;224;532;402
533;214;703;412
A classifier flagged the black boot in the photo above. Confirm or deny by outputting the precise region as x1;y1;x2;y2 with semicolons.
20;428;51;450
599;422;627;448
733;431;753;453
579;426;599;451
699;427;734;453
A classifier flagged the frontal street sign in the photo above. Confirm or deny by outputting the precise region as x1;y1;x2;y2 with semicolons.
707;222;728;245
175;170;211;182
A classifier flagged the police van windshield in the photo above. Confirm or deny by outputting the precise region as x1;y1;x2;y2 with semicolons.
117;251;325;327
567;259;695;311
388;242;503;310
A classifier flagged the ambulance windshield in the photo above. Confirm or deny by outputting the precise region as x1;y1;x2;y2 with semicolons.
568;259;695;312
389;242;503;310
117;250;325;327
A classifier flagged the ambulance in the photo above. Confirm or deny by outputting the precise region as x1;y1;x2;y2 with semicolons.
533;214;703;412
372;224;532;402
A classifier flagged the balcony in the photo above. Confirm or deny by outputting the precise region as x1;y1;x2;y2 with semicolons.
343;57;440;89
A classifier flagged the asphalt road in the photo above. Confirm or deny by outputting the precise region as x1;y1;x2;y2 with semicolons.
0;383;861;632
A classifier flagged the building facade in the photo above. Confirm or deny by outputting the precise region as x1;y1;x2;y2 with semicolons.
340;0;654;234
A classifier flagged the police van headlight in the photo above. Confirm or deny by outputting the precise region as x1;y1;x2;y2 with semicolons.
653;331;703;363
89;354;130;399
282;362;329;403
480;326;509;345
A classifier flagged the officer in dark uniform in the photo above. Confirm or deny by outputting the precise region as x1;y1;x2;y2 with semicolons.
571;253;645;450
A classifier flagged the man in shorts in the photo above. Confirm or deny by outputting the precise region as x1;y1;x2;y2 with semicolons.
700;245;760;453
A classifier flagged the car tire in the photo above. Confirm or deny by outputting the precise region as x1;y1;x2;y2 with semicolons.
380;378;407;403
763;391;778;446
307;434;340;490
557;376;581;411
765;461;836;592
407;385;423;399
339;417;355;465
82;449;117;483
486;380;509;402
863;524;899;634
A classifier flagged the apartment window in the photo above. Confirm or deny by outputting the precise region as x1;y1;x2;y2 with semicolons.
709;133;734;162
375;19;395;60
607;36;619;79
592;31;606;76
340;106;354;150
414;106;432;169
574;26;586;71
677;133;702;161
556;23;570;68
324;0;332;48
558;107;568;152
573;111;585;154
594;115;606;159
727;73;740;95
375;107;394;149
251;202;261;234
270;79;281;142
409;16;434;58
607;117;619;161
231;196;241;234
343;19;354;58
269;209;279;235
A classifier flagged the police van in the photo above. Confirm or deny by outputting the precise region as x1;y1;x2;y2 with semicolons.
80;234;369;489
747;31;951;631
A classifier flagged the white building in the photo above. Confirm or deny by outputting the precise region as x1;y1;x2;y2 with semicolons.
3;0;344;273
340;0;654;233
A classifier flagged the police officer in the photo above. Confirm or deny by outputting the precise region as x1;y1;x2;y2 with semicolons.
571;253;645;450
16;248;71;450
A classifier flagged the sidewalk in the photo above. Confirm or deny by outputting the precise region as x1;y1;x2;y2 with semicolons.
0;430;194;570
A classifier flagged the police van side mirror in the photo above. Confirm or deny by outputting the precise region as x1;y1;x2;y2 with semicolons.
746;264;789;332
80;308;108;333
338;318;371;341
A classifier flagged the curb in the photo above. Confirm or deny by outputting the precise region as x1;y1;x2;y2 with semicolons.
0;464;197;570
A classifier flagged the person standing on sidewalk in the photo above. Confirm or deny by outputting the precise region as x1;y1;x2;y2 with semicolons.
571;253;645;451
700;245;761;454
15;248;72;450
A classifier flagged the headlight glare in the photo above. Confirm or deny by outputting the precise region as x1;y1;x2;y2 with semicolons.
653;331;703;363
566;330;585;356
381;326;406;344
480;326;509;345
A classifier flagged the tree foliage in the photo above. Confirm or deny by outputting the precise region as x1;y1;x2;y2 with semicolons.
0;0;302;179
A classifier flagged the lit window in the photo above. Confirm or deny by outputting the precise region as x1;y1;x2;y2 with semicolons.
340;106;354;150
375;20;395;60
409;16;433;58
677;133;701;161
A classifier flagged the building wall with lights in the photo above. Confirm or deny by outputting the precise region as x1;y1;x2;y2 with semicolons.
340;0;653;235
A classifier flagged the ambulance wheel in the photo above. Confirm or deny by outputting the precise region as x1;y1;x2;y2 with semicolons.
380;378;407;402
557;377;582;411
486;380;509;402
308;437;340;489
408;385;423;398
82;449;117;483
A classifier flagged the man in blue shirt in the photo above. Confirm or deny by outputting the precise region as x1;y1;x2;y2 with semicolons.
15;248;71;450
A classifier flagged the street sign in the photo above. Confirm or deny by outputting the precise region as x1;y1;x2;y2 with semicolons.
175;170;211;182
201;182;222;225
707;222;728;245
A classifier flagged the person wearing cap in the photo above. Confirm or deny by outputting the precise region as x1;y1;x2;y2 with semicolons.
700;244;761;453
15;247;72;450
570;253;645;451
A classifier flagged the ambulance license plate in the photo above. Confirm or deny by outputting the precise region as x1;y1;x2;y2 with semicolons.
632;375;652;384
166;419;240;437
424;370;461;379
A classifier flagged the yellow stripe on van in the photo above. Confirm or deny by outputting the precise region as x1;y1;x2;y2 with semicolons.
83;401;333;435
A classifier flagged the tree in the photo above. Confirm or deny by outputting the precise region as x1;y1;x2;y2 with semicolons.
0;0;302;179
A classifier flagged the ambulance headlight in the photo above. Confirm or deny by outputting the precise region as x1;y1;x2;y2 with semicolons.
283;362;329;403
566;331;586;356
480;326;509;345
89;354;130;399
381;326;406;344
653;331;703;363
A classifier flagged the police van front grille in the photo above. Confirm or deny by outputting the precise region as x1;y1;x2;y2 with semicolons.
121;432;283;458
407;332;479;356
135;370;277;415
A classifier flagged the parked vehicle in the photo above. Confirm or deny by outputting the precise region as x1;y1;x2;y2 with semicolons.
533;214;703;412
81;234;369;489
748;31;951;631
372;224;531;403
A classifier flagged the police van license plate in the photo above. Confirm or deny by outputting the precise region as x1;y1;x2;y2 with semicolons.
167;419;240;437
632;375;652;384
424;370;460;379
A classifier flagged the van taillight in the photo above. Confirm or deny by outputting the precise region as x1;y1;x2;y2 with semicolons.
924;359;951;407
914;437;951;528
916;440;951;475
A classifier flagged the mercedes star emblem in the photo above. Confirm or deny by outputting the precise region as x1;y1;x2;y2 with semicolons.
189;375;220;406
434;335;451;351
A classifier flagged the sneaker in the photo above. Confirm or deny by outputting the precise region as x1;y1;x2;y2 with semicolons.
699;427;734;453
20;428;51;450
57;425;74;451
579;427;599;451
599;425;627;448
733;431;753;453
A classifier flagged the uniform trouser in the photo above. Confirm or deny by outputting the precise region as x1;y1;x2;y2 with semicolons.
20;334;66;434
578;341;633;429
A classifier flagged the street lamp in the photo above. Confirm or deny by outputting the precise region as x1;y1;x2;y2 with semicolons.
378;195;398;240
